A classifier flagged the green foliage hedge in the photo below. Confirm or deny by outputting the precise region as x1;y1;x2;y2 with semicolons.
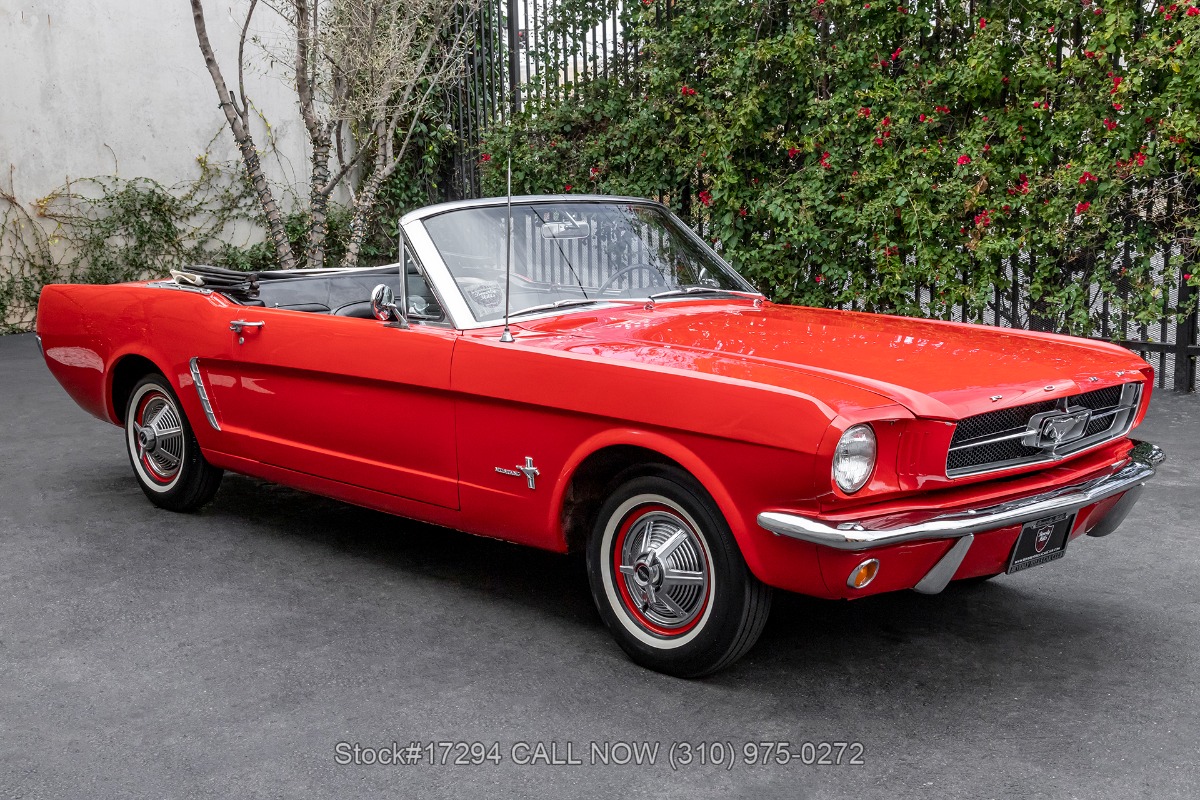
483;0;1200;334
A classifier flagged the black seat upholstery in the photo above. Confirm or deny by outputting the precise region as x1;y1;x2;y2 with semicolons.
334;301;376;318
253;266;400;314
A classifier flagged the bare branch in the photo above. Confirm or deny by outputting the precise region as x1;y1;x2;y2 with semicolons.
236;0;259;120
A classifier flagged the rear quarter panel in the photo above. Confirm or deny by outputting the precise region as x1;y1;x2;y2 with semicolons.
36;283;233;445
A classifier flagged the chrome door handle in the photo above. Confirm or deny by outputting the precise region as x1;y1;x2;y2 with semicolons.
230;319;264;344
230;320;265;334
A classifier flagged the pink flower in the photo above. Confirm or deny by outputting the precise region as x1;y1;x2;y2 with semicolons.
859;107;871;117
1049;24;1055;32
738;207;748;217
919;113;927;122
698;190;712;207
819;151;831;168
1079;172;1097;184
1185;273;1194;280
874;137;884;146
1085;50;1096;58
891;47;903;61
1135;152;1147;166
815;274;824;283
788;147;800;158
957;154;971;165
1188;6;1200;15
1112;102;1123;110
480;153;492;162
979;17;987;28
1103;119;1118;131
680;85;696;97
817;0;825;4
564;184;573;192
1076;201;1091;214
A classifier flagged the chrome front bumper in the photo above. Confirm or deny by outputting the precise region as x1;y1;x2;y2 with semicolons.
758;441;1165;552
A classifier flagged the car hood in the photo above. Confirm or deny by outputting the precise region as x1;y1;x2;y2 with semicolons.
517;301;1150;419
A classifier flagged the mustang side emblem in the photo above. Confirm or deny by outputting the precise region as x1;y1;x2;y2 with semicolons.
496;457;540;490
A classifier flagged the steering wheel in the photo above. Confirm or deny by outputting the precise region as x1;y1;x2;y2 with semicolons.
597;264;668;294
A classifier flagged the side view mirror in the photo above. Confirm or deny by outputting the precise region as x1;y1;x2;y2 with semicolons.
371;284;408;328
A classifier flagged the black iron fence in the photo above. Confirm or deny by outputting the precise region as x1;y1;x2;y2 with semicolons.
441;0;1198;392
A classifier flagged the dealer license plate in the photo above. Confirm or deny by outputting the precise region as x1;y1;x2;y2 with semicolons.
1007;512;1074;574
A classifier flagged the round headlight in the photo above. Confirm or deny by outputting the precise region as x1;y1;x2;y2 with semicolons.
832;424;877;494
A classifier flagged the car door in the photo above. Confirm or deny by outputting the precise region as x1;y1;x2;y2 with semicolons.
203;276;460;510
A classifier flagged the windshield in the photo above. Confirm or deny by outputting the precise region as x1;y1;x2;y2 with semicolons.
420;201;756;323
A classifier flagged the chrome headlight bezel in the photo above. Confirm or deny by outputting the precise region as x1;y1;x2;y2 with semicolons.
832;424;877;494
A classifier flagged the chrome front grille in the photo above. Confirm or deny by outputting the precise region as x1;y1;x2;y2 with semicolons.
946;383;1142;477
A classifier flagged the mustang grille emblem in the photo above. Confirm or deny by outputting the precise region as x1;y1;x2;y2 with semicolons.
1022;405;1093;451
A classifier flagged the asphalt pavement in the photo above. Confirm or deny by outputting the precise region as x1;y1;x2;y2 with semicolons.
1;331;1197;799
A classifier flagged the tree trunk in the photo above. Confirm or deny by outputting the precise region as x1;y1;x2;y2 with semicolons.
341;159;388;269
188;0;297;271
307;134;332;270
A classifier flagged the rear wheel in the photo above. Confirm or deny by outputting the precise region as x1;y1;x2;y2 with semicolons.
124;375;222;512
586;468;771;677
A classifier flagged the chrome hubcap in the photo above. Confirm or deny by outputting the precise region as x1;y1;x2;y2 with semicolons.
617;510;710;631
133;394;184;481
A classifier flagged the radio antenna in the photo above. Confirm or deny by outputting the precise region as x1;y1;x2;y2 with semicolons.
499;157;515;343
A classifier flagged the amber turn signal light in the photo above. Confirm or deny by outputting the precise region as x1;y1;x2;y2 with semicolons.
847;558;880;589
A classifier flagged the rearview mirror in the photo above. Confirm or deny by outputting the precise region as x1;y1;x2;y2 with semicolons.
540;218;591;239
371;284;408;328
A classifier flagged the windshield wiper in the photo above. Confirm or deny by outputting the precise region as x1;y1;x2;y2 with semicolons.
646;286;765;308
508;297;644;318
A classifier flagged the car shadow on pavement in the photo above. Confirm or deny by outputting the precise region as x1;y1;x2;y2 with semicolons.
163;471;1164;696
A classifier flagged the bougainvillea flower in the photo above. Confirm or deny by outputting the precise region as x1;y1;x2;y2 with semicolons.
698;190;712;206
957;154;971;165
1076;201;1091;214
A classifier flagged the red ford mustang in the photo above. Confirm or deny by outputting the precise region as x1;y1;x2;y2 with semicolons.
36;196;1164;676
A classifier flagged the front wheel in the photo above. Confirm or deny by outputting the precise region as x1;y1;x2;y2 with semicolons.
124;374;223;512
586;469;772;677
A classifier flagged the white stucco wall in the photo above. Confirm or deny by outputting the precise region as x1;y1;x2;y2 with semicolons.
0;0;308;203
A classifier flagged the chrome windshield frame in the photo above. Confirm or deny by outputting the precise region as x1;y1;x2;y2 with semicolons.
399;195;758;331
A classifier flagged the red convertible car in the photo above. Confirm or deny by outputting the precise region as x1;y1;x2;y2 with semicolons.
37;195;1163;676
